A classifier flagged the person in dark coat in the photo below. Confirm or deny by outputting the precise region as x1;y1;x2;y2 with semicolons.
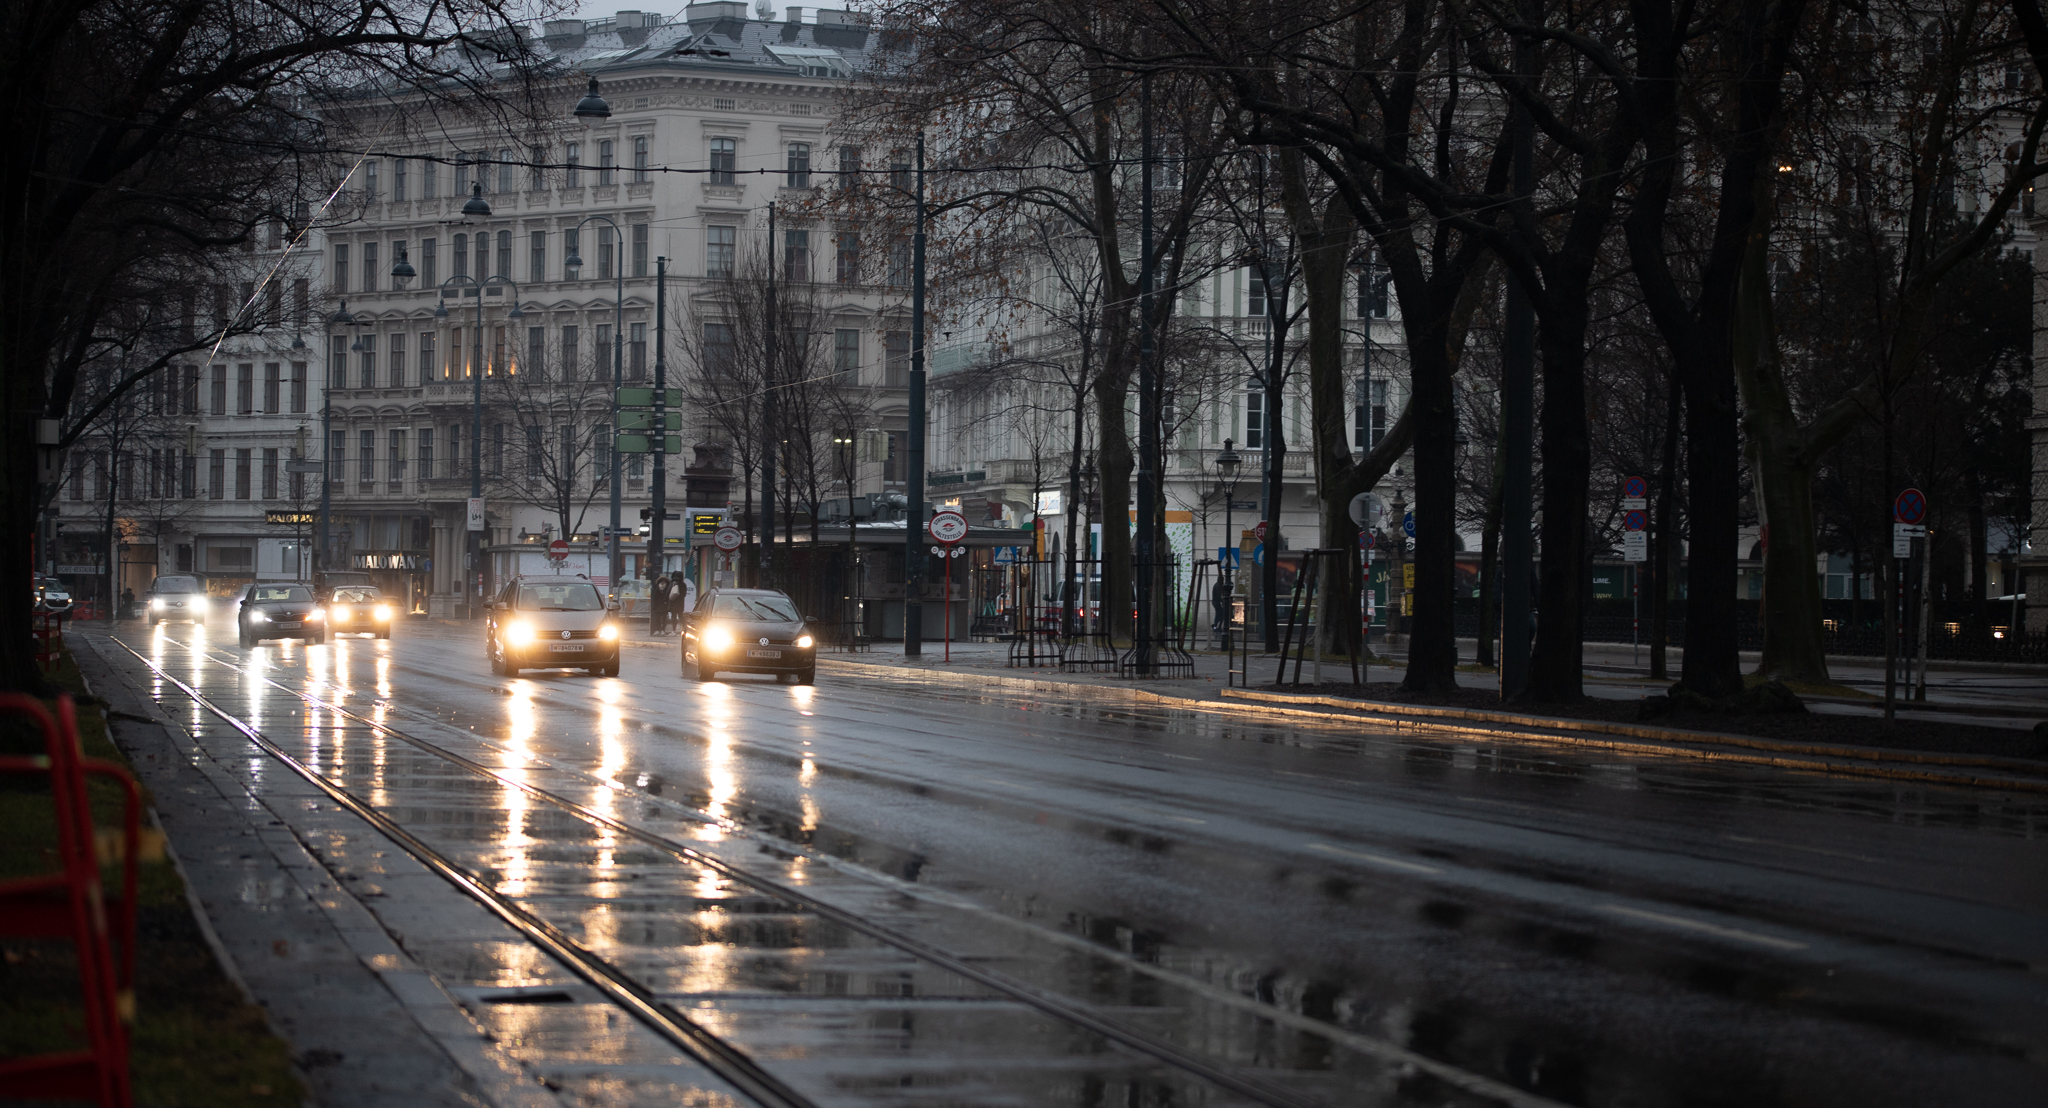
651;574;671;634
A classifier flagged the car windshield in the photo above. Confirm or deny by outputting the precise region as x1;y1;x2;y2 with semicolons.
252;587;312;603
333;588;380;603
517;583;605;611
711;594;801;622
155;577;199;593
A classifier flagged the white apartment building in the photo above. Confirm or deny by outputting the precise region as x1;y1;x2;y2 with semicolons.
313;2;908;615
46;245;326;609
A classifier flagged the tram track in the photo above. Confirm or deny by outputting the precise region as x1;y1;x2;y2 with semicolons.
113;633;1569;1108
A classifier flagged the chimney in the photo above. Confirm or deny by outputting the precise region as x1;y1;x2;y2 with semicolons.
785;6;803;23
614;10;644;29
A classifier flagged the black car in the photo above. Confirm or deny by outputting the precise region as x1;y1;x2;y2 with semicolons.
236;583;326;647
681;588;817;684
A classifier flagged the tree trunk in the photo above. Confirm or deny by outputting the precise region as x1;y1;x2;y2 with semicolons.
1650;381;1681;680
1735;228;1830;683
1525;314;1591;703
1093;347;1134;642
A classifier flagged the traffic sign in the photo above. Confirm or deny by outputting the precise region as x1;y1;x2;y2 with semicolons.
712;525;743;552
1253;520;1269;543
547;539;570;561
1622;475;1648;500
615;434;681;454
620;411;679;432
1402;511;1415;538
1892;521;1926;558
929;510;969;545
1252;543;1265;567
1217;547;1240;567
1359;530;1376;550
616;387;685;408
467;497;485;532
1624;509;1647;532
1622;532;1648;563
1347;492;1381;527
1894;487;1927;525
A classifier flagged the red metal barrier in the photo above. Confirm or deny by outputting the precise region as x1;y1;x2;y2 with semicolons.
0;693;139;1107
33;613;64;672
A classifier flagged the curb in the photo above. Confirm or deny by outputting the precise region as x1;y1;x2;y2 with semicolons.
806;651;2048;793
1213;688;2048;792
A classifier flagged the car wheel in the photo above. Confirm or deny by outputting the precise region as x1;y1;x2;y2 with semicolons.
310;631;326;645
601;658;620;677
695;658;717;682
489;646;505;675
502;649;520;678
795;668;815;686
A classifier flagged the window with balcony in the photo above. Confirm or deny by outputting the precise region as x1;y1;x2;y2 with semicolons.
332;243;348;293
566;142;581;187
418;333;434;384
362;241;378;292
389;429;407;489
786;142;810;188
835;231;859;283
421;238;437;286
358;334;376;389
884;330;908;387
598;226;614;279
211;363;227;414
631;224;648;277
423;158;437;198
561;325;579;380
834;329;859;374
358;430;374;485
452;233;468;278
262;362;278;413
389;334;406;388
709;138;736;185
530;231;546;282
598;140;615;185
262;448;278;499
236;363;253;413
530;145;545;190
629;323;646;381
235;448;251;499
393;158;407;201
632;136;650;183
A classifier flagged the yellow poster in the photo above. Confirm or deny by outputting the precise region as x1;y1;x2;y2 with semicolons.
1402;563;1415;588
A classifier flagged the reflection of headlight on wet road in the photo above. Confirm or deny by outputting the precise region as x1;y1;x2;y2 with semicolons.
796;634;814;648
598;624;618;640
373;605;392;621
505;621;535;645
704;626;733;651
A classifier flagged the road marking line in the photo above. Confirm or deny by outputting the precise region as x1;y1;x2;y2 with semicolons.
1723;834;1878;863
1306;842;1442;875
1598;904;1809;951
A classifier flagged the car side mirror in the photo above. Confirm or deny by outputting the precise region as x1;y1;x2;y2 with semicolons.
805;615;819;623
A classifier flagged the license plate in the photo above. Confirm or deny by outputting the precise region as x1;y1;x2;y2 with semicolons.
279;622;303;630
747;648;782;659
548;643;586;653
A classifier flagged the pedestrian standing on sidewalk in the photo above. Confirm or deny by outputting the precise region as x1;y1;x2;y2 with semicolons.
652;574;672;635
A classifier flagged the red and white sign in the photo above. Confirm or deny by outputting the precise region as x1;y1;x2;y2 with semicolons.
712;525;743;552
929;510;969;545
1894;488;1928;525
1621;475;1647;511
1252;520;1269;543
546;539;570;561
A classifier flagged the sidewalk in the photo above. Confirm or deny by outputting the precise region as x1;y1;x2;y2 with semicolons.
604;619;2048;732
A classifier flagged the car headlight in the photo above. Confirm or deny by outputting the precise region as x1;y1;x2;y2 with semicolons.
505;621;535;645
334;605;351;619
307;608;325;621
796;634;814;649
598;624;618;640
248;610;268;622
373;605;392;621
703;626;733;651
150;597;164;610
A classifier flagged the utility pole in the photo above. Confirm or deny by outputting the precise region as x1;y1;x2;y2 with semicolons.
1260;257;1286;654
905;135;928;655
762;203;777;587
648;256;668;597
1134;72;1157;674
1498;33;1537;700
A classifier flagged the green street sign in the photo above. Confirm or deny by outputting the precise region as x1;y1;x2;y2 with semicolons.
619;410;679;432
616;434;682;454
616;387;685;408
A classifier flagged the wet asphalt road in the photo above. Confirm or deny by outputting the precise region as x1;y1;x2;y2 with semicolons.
96;617;2048;1107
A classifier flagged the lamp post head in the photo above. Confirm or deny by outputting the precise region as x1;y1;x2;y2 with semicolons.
350;336;364;353
330;302;354;325
1215;439;1240;476
461;182;492;217
573;77;611;120
564;247;584;268
507;303;524;320
290;334;306;350
390;247;415;280
432;300;449;319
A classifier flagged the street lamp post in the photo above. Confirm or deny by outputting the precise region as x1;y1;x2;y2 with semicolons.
564;214;627;592
417;218;522;618
565;77;632;595
1214;439;1241;647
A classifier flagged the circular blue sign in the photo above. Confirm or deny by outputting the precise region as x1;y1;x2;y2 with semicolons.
1402;512;1415;538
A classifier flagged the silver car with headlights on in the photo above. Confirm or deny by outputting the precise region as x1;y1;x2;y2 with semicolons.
485;576;623;677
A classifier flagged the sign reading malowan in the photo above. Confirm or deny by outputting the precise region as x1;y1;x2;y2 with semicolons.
265;510;316;525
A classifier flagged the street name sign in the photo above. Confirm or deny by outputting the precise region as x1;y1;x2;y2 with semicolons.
615;434;682;455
